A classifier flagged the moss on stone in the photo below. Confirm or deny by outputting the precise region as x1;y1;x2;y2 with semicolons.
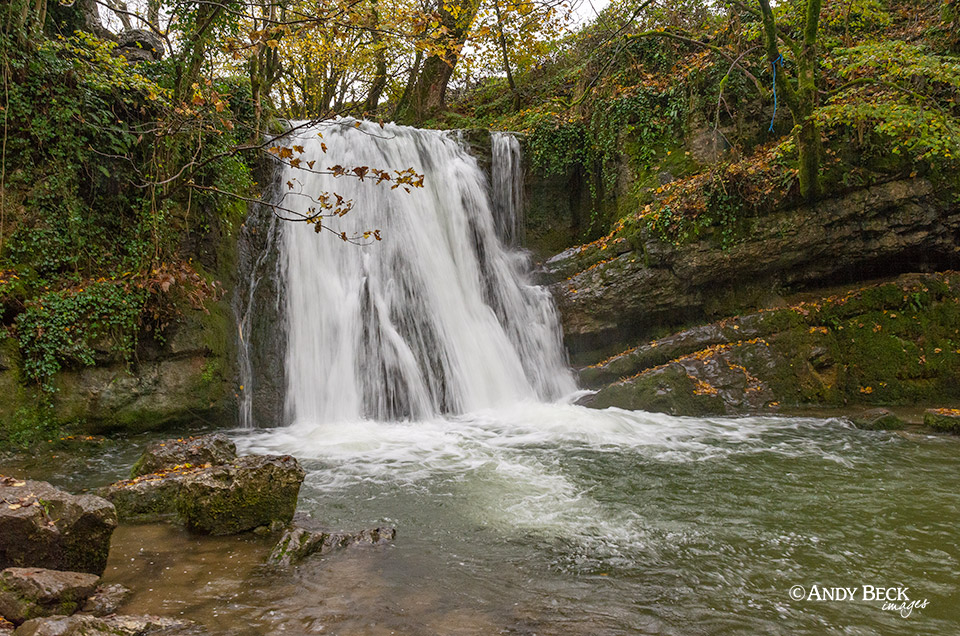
924;408;960;433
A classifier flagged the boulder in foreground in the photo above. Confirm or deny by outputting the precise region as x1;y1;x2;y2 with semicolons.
176;455;305;535
97;434;305;535
0;477;117;576
0;568;99;626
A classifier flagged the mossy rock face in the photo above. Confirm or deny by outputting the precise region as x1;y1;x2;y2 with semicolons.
924;409;960;433
96;471;194;522
580;363;728;416
130;434;237;478
578;273;960;416
549;179;957;353
176;455;305;536
0;567;100;625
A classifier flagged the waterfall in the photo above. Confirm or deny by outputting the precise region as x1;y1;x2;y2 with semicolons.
235;178;287;429
277;120;575;424
490;132;524;246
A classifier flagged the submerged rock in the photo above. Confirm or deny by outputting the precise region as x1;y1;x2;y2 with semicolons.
0;477;117;576
0;568;99;626
924;408;960;433
14;614;206;636
130;434;237;478
850;408;906;431
177;455;305;535
268;525;396;567
80;584;132;617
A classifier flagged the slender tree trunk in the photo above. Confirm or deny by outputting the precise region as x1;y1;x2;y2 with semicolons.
364;0;387;114
493;0;520;111
392;51;422;121
758;0;822;201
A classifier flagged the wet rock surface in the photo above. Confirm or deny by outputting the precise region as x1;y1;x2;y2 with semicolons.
850;408;906;431
0;568;99;625
548;179;960;353
98;436;305;535
0;477;117;576
130;434;237;478
268;524;397;567
79;584;132;617
578;273;960;416
924;408;960;433
13;614;207;636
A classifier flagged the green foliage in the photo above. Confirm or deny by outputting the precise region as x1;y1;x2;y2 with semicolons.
0;25;252;409
524;113;590;177
816;100;960;164
15;283;147;390
591;88;687;192
0;404;63;450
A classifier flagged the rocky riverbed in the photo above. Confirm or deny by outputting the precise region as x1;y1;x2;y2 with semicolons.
0;434;397;634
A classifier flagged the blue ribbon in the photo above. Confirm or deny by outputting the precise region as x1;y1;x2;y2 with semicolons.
769;54;783;132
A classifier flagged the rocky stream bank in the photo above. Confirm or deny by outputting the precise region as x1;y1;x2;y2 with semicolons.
0;434;396;634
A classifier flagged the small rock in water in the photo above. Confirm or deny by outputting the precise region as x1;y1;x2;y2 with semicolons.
0;568;99;625
13;614;207;636
850;408;906;431
924;408;960;433
80;584;132;617
129;434;237;478
268;525;396;567
0;477;117;576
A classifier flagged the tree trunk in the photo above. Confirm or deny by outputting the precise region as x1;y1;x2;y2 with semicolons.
493;0;520;111
396;0;480;124
758;0;822;201
364;0;387;114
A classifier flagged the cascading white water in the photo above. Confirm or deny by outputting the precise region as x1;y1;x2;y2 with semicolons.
490;132;524;246
279;121;575;423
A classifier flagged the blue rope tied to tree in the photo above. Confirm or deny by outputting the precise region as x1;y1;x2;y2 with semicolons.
769;54;784;132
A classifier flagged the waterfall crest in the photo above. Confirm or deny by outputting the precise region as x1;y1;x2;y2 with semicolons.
275;121;574;424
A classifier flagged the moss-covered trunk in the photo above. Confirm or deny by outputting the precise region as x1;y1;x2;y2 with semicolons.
759;0;823;201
